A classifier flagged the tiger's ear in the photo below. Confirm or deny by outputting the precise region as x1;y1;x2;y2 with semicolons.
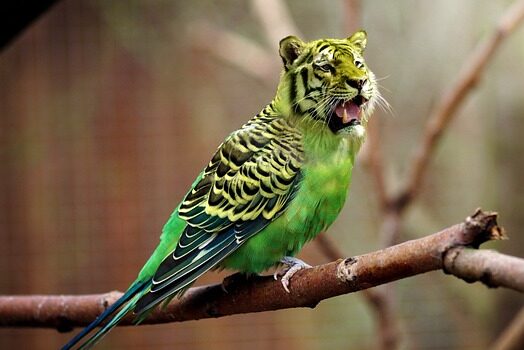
348;30;367;52
279;36;305;70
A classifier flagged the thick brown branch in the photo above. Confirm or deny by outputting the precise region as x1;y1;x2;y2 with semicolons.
444;247;524;292
0;209;513;331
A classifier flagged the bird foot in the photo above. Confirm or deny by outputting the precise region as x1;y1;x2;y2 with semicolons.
273;257;312;293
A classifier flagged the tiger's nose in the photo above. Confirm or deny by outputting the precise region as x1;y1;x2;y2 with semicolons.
346;78;366;91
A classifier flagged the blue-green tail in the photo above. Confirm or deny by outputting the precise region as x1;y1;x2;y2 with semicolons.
61;280;150;350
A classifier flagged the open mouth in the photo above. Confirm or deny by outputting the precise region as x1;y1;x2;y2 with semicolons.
328;95;368;132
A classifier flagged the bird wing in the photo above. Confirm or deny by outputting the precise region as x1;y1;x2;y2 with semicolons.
134;117;303;315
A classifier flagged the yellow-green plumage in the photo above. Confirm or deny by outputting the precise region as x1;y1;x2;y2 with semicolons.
63;30;380;350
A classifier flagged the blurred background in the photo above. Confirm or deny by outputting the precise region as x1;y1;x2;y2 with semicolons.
1;0;523;349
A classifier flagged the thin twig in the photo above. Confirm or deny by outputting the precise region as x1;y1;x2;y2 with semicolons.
191;0;304;87
376;0;524;250
362;4;524;347
190;22;278;86
397;0;524;212
251;0;302;44
360;116;389;211
314;233;344;261
491;306;524;350
0;209;511;331
336;2;395;348
315;233;392;343
343;0;362;34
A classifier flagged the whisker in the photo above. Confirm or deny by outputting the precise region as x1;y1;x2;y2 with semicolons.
373;92;394;117
376;83;392;94
374;74;390;82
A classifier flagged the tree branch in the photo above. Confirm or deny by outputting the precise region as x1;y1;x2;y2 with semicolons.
491;306;524;350
190;22;278;86
360;116;389;211
361;0;524;250
190;0;303;87
343;0;362;34
0;209;514;331
397;0;524;213
251;0;302;45
355;3;524;348
444;247;524;292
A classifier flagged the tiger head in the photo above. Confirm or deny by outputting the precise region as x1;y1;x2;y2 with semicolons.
277;31;380;136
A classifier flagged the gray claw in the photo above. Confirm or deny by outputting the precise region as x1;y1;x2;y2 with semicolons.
275;257;312;293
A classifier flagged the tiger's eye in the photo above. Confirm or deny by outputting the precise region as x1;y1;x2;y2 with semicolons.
315;62;333;73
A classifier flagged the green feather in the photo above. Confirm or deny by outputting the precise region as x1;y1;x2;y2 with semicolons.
63;32;381;349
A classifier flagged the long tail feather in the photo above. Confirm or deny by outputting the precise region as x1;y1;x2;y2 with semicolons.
74;292;142;350
61;280;149;350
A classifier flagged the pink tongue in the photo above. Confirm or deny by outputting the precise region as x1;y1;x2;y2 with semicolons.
335;101;361;124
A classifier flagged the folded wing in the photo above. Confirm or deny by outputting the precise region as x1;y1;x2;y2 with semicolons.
134;117;303;317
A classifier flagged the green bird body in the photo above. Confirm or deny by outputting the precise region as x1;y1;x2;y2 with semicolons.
63;30;381;349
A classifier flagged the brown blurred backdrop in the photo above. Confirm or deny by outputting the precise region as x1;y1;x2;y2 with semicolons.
1;0;523;349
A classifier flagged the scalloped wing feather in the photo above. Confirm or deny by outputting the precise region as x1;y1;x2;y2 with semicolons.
133;116;303;316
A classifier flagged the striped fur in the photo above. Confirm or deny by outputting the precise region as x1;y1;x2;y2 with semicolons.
277;31;379;133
